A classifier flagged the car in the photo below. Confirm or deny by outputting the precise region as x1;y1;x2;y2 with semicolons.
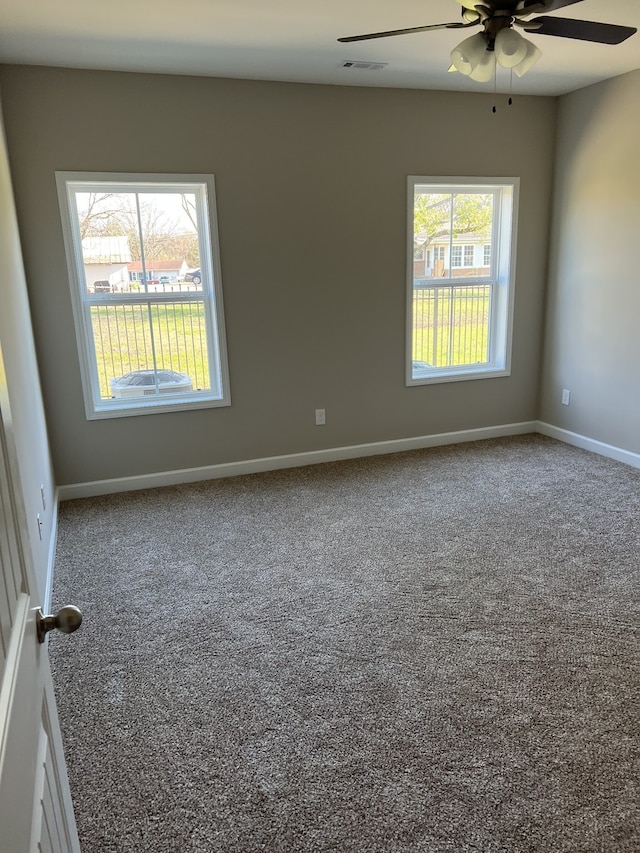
184;268;201;285
93;280;111;293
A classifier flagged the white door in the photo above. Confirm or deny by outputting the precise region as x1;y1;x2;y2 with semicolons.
0;352;81;852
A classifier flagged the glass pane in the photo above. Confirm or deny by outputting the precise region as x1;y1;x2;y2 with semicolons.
137;192;202;293
73;190;203;296
74;192;141;295
90;301;211;401
451;192;494;278
413;190;494;283
412;284;491;373
413;192;452;282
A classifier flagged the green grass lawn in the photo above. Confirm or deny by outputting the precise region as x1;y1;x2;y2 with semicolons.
91;303;210;399
412;285;490;367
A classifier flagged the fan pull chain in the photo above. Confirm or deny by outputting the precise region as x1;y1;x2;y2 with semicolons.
492;61;498;113
491;70;514;114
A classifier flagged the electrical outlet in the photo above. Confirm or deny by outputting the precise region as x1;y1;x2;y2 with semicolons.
561;389;571;406
315;408;326;426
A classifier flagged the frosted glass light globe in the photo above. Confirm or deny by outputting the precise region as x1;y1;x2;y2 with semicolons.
513;40;543;77
469;50;497;82
495;28;528;68
450;33;488;76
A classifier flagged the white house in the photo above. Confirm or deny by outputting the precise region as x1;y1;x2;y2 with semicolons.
413;231;491;278
81;235;131;291
128;258;189;286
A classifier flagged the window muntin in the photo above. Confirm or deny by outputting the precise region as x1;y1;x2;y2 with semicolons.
56;173;230;418
407;178;518;385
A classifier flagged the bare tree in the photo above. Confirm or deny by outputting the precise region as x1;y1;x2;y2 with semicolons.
181;194;198;232
78;193;122;238
79;194;199;265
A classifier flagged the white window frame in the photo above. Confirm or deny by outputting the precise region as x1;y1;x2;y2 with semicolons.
56;172;231;419
406;176;519;386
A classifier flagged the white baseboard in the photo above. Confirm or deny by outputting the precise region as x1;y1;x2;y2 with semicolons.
58;420;538;500
58;421;639;502
536;422;640;470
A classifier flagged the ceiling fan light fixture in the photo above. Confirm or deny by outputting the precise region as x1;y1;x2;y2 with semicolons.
339;0;635;85
494;27;528;68
512;38;542;77
450;33;488;76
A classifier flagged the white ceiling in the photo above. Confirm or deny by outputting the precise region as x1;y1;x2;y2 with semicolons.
0;0;638;96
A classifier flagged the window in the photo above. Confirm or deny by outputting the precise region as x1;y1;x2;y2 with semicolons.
56;173;230;419
407;177;518;384
451;245;463;267
463;245;474;267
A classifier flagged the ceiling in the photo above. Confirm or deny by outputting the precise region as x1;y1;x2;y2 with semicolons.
0;0;638;97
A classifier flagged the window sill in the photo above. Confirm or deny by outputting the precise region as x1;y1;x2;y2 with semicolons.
86;393;231;420
407;365;510;386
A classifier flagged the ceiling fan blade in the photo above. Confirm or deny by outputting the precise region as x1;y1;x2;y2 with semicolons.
337;22;469;43
524;16;638;45
517;0;584;15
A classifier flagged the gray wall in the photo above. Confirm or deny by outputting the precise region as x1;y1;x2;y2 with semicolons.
0;98;55;603
0;66;556;485
540;69;640;454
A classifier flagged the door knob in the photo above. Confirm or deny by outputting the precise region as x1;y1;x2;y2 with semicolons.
36;605;83;644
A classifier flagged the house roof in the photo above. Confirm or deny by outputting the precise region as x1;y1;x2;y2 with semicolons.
415;231;490;246
128;260;186;272
82;236;131;264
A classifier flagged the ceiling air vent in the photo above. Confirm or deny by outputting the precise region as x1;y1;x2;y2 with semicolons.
342;61;388;71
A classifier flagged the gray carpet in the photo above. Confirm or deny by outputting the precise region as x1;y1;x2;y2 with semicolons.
50;435;640;852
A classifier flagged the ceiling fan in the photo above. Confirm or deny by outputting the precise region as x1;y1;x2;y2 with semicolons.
338;1;637;81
